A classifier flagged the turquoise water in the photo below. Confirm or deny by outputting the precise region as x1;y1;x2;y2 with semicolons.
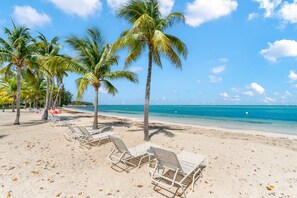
71;105;297;135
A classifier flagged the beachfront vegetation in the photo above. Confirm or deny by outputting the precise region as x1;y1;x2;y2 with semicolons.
113;0;188;140
0;23;74;122
64;28;138;129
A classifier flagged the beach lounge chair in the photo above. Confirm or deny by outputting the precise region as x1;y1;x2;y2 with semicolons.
150;146;208;198
108;135;157;170
48;113;68;127
77;126;114;147
64;124;84;142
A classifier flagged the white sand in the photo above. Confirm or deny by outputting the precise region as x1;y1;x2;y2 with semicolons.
0;109;297;198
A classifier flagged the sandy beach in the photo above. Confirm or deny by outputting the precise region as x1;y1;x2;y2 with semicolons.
1;109;297;198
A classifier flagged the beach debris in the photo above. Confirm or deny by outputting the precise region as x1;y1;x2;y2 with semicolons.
12;177;17;182
56;192;62;197
78;192;82;195
266;185;275;191
99;189;103;191
31;171;40;175
137;184;143;188
8;166;15;170
107;193;112;196
154;188;161;192
23;161;29;165
6;191;12;198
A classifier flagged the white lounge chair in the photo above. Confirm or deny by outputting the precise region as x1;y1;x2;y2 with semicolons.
150;146;208;198
108;135;157;170
77;126;114;147
64;124;84;142
48;114;68;127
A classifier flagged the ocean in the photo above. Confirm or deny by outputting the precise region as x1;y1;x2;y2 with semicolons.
70;105;297;135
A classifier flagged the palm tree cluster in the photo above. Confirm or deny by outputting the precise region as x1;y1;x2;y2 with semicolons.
0;0;187;140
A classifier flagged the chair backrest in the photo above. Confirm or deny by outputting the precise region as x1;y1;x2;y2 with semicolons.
48;114;56;122
77;126;92;138
109;135;130;155
150;146;183;172
67;123;76;134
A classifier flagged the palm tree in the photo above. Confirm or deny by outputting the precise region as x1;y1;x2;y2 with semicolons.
0;90;12;112
0;23;35;124
34;33;61;120
22;74;46;108
65;28;138;129
0;77;17;112
112;0;188;140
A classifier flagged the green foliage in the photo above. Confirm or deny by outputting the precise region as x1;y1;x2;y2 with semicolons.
70;101;93;106
60;85;73;106
65;27;138;99
112;0;188;68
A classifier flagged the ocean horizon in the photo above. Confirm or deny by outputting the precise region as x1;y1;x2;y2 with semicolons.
68;105;297;136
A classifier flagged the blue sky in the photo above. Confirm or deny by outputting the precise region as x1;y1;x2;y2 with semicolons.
1;0;297;105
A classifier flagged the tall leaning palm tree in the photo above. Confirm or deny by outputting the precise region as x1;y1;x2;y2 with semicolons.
66;28;138;129
112;0;188;140
0;23;34;124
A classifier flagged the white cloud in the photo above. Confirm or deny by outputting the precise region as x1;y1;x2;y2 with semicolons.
279;1;297;23
262;97;276;103
219;57;229;63
209;75;222;83
220;92;229;98
295;84;297;88
289;70;297;81
49;0;102;18
249;83;265;95
231;87;240;93
220;92;241;101
129;66;142;73
159;0;175;16
107;0;174;16
99;87;108;94
185;0;238;27
247;12;259;21
107;0;128;12
254;0;281;18
13;6;51;28
281;90;292;99
212;65;226;74
242;91;255;96
260;40;297;62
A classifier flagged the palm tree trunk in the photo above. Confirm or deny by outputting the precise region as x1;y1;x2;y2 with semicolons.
42;77;50;120
143;48;153;141
2;104;5;112
53;83;62;109
36;97;39;108
93;87;99;129
49;79;54;109
12;96;15;112
14;66;21;125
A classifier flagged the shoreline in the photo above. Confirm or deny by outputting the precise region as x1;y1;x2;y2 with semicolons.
62;107;297;140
